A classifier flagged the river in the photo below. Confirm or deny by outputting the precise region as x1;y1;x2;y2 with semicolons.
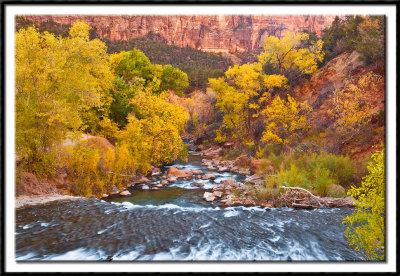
15;151;364;261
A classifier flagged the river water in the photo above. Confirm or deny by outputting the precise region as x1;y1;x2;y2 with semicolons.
15;151;364;261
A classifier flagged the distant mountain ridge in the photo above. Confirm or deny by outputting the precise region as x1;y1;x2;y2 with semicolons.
21;15;337;53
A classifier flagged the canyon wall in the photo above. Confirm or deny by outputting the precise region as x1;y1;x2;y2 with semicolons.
22;15;337;53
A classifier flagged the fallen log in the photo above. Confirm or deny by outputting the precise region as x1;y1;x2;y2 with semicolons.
279;186;327;207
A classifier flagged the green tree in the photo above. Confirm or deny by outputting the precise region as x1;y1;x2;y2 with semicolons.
343;147;385;260
160;64;189;96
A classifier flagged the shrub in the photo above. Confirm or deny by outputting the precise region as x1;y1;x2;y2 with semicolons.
263;150;358;197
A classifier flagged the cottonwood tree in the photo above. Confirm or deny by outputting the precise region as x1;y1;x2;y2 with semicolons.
15;21;114;176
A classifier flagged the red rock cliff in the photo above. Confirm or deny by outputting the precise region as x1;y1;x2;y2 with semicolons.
21;15;336;53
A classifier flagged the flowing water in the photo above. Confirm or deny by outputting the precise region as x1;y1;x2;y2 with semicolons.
15;151;364;261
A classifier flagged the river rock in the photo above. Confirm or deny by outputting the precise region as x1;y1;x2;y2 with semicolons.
238;168;251;175
134;176;150;184
192;182;204;188
167;176;177;183
234;155;251;167
245;174;265;186
201;159;213;166
167;167;193;178
191;169;203;175
203;147;222;158
160;179;169;186
243;197;256;206
120;190;131;196
101;193;109;198
259;202;273;208
203;192;215;202
152;187;160;190
151;168;162;176
218;166;229;172
202;173;216;180
141;185;150;190
207;166;216;171
213;191;223;198
111;186;119;195
155;183;163;188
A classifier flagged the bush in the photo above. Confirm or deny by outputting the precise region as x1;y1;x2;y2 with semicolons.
262;150;358;197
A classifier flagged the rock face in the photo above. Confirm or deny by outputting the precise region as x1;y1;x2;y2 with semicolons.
22;15;337;53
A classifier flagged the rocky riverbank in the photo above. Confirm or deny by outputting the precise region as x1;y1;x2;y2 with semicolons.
102;142;354;210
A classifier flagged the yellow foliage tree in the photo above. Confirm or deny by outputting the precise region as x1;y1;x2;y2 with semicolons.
343;147;385;260
210;31;323;144
333;72;383;135
261;95;312;145
258;31;324;75
119;89;188;167
15;21;114;176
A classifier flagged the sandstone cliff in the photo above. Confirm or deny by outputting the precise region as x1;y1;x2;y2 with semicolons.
22;15;336;53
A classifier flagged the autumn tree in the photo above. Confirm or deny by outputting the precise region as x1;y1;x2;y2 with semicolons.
332;72;384;136
258;31;324;87
108;49;188;127
15;21;113;176
119;89;188;167
209;31;322;145
343;147;385;260
261;95;312;145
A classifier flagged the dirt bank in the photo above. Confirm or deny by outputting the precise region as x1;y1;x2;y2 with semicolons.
15;194;85;209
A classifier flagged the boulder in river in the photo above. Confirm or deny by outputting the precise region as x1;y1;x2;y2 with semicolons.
120;190;131;196
192;182;204;188
160;179;169;186
141;185;150;190
101;194;109;199
134;176;150;184
167;176;177;183
151;168;162;176
167;167;193;178
203;192;215;202
213;191;223;198
191;169;203;175
202;173;216;180
201;159;213;166
218;166;229;172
